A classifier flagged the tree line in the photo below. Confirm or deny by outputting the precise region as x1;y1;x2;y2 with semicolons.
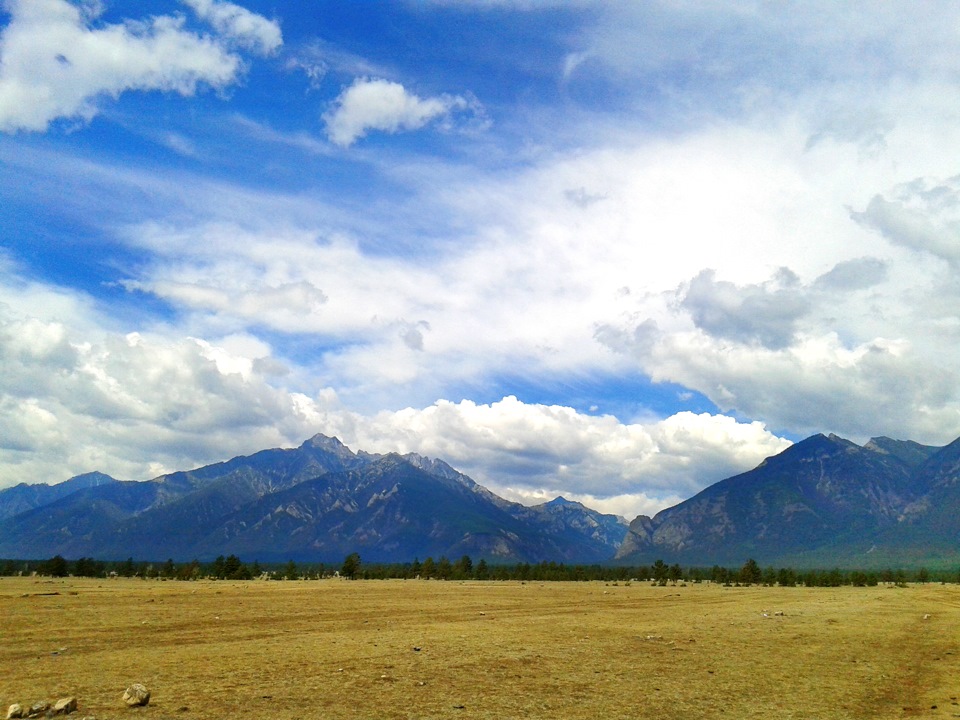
2;554;958;586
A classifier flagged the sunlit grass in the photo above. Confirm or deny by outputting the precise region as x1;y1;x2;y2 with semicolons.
1;577;958;719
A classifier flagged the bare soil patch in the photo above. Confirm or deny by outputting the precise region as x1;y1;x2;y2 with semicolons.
2;577;959;719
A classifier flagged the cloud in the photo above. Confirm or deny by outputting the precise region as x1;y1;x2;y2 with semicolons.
282;395;793;518
0;0;276;133
594;222;960;445
564;4;960;109
0;277;790;520
158;131;200;158
813;257;888;291
10;0;960;484
852;177;960;268
33;93;960;439
182;0;282;55
0;306;309;486
286;40;388;88
597;316;960;445
323;77;477;147
400;321;430;352
680;268;810;350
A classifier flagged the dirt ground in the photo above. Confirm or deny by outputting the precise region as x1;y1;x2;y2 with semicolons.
1;577;959;719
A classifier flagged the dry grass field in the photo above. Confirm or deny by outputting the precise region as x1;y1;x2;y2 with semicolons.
1;577;959;719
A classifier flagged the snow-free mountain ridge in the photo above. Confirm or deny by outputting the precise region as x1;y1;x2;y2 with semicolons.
2;432;960;567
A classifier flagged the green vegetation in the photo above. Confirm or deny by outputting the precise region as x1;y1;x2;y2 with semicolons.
2;553;958;586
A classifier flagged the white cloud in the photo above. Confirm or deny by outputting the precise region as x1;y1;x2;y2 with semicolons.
287;40;388;87
71;85;960;439
287;396;792;519
0;306;308;486
852;177;960;268
0;0;276;133
565;3;960;106
9;1;960;509
182;0;282;55
598;317;960;445
0;273;790;520
323;77;475;147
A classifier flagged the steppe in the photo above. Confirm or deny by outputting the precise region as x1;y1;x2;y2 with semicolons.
1;577;959;719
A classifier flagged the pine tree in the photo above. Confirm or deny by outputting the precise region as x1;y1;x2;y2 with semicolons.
739;558;762;585
341;552;361;579
475;559;489;580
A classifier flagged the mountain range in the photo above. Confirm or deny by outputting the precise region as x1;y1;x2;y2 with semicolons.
0;435;626;564
615;433;960;568
1;431;959;567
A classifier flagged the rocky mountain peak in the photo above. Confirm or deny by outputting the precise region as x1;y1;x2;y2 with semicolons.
300;434;356;458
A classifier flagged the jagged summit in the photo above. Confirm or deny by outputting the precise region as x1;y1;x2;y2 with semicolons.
616;431;959;567
300;433;355;456
4;430;960;567
0;435;625;564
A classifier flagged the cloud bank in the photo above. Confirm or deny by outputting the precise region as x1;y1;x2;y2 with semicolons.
0;282;788;519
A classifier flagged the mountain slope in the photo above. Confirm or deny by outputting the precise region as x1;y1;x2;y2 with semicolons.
10;430;958;568
869;437;960;560
0;471;117;521
0;435;366;560
616;433;939;567
0;437;625;563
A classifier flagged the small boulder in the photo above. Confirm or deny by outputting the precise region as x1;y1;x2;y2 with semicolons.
122;685;150;707
6;704;23;720
53;698;77;715
26;702;49;718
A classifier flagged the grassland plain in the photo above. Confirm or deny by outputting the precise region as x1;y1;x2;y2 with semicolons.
1;577;959;720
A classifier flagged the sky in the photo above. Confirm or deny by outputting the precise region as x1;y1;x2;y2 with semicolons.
1;0;959;520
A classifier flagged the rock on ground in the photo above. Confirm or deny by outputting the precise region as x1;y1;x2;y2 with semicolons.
52;697;77;715
26;702;50;718
122;685;150;707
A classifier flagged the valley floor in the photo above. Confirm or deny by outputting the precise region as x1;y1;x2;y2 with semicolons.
1;577;958;719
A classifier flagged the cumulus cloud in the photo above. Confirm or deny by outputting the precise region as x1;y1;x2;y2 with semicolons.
680;268;810;350
270;395;792;518
0;313;305;485
597;315;960;445
0;283;791;519
323;78;476;147
0;0;276;133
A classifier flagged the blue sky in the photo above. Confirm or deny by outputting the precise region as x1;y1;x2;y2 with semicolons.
2;1;960;518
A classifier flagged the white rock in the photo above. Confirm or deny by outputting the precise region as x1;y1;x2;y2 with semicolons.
52;697;77;716
122;685;150;707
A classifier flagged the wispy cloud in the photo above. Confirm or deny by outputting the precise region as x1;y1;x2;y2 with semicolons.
182;0;282;55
